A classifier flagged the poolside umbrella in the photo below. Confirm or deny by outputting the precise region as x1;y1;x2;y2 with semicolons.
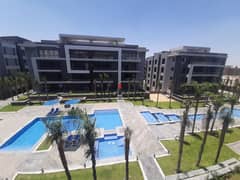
43;99;59;106
64;99;80;106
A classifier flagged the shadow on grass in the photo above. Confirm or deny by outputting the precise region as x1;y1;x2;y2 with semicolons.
190;133;202;140
227;129;233;134
209;131;219;138
183;141;191;145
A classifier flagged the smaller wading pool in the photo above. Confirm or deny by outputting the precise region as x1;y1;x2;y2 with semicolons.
95;134;125;159
188;114;205;121
141;111;181;124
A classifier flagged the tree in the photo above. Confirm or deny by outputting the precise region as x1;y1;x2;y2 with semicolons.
124;127;132;180
99;73;109;98
43;117;72;180
196;106;213;166
214;107;234;163
169;81;174;108
127;79;131;100
176;100;191;173
156;81;161;107
228;95;238;114
210;96;224;133
82;110;97;180
133;79;137;101
42;77;48;100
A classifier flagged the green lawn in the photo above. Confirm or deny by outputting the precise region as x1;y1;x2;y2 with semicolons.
17;95;28;101
16;162;143;180
130;100;183;109
36;136;52;151
130;99;206;109
0;104;26;112
82;99;117;104
158;128;240;175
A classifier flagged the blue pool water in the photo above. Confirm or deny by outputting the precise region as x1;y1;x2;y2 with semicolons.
96;134;124;159
166;114;181;122
153;113;169;122
188;114;205;121
232;109;240;118
0;118;46;151
141;111;159;123
93;109;123;130
0;109;123;151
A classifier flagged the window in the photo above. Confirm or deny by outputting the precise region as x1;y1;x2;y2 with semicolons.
148;73;150;78
147;80;150;84
160;76;163;80
153;74;156;79
171;67;174;71
5;58;8;65
154;67;157;72
170;76;173;80
155;59;157;64
149;60;151;65
162;58;165;64
161;67;164;73
39;49;59;57
152;81;155;87
148;67;151;72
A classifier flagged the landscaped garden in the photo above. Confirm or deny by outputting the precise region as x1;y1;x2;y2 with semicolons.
0;104;26;112
15;162;143;180
158;128;240;175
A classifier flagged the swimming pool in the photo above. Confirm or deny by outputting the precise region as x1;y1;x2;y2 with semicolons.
0;118;46;151
166;114;181;122
153;113;169;122
232;109;240;118
96;134;124;159
188;114;205;121
93;109;123;130
0;109;123;151
141;111;159;124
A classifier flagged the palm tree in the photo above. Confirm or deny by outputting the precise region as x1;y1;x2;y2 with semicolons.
228;95;238;114
156;81;161;107
42;77;48;100
133;79;137;101
43;117;72;180
214;107;234;163
82;110;97;180
127;79;131;100
191;82;206;134
93;79;97;99
196;106;213;166
168;81;174;108
124;127;132;180
176;100;191;173
210;96;224;132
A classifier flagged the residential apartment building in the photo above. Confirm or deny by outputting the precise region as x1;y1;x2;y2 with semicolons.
0;36;30;76
20;34;146;92
222;66;240;89
146;46;227;93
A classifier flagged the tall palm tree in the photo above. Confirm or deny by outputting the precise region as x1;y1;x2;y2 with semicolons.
42;77;48;100
191;82;206;134
156;81;161;107
196;106;213;166
214;107;234;163
228;95;238;114
43;117;72;180
168;81;174;108
176;100;191;173
124;127;132;180
210;96;224;132
82;110;97;180
133;79;137;101
127;79;131;100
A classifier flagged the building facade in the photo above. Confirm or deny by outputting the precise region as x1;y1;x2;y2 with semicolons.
20;34;146;92
0;36;30;76
145;46;227;93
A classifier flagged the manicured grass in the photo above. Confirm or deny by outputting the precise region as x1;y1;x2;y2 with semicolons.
130;99;206;109
0;104;26;112
15;162;143;180
82;99;117;104
157;128;240;175
36;136;52;151
17;95;28;101
130;100;183;109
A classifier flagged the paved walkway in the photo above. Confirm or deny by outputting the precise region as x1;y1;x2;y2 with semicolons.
139;155;163;180
150;93;174;102
227;140;240;155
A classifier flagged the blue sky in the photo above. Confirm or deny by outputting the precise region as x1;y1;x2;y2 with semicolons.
0;0;239;65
